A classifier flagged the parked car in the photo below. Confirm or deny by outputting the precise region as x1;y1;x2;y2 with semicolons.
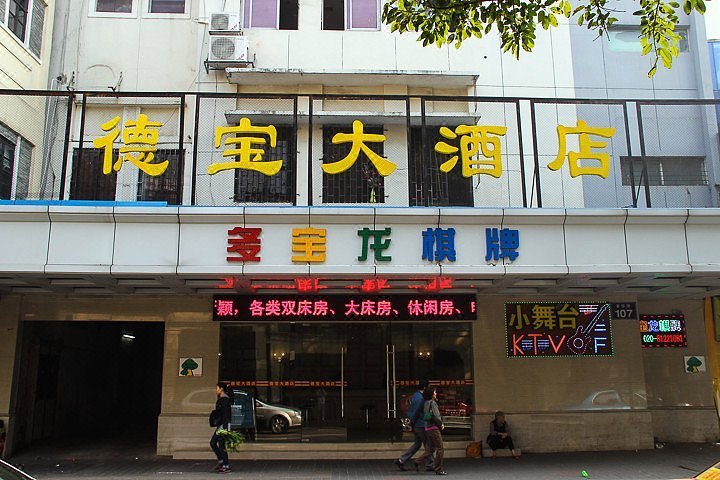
230;392;302;434
254;399;303;433
0;460;36;480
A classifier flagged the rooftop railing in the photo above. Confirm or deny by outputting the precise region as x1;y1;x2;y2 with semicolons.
0;90;718;209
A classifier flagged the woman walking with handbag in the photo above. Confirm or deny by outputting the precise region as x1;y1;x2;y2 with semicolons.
413;386;448;475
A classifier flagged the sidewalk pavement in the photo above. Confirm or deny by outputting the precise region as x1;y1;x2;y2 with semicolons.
11;443;720;480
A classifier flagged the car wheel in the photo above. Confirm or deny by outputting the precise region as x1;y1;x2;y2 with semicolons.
270;415;289;433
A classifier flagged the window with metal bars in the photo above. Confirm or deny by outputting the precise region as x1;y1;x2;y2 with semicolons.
321;125;385;204
70;149;118;200
0;134;15;200
620;156;708;186
136;149;184;204
409;127;473;207
234;126;295;203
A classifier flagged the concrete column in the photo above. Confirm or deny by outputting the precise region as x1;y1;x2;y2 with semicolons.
157;313;220;456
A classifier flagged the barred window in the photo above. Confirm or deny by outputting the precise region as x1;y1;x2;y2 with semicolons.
322;125;385;204
234;126;295;203
409;127;473;207
70;149;117;200
137;149;184;204
620;156;707;186
0;133;15;200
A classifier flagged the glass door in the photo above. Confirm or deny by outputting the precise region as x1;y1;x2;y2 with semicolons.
220;321;473;443
389;323;474;441
220;324;347;442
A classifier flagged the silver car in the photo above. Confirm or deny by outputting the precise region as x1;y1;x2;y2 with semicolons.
230;392;302;434
254;399;302;433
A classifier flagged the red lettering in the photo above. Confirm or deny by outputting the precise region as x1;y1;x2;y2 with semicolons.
528;333;543;355
512;333;525;356
548;335;567;354
226;227;262;262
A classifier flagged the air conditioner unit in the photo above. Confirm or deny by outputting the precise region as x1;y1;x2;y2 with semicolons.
209;35;248;62
210;12;241;32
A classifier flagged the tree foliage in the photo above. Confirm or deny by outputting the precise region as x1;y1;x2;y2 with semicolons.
382;0;707;77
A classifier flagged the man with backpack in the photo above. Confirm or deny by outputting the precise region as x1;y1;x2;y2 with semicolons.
393;380;434;471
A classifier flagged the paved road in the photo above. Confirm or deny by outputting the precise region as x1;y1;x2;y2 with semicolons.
10;443;720;480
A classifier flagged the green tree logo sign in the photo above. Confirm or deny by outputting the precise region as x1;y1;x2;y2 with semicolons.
686;356;703;373
180;358;199;376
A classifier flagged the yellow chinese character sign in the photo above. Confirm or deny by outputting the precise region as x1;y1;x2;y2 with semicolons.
92;114;169;176
321;120;395;177
548;120;616;179
291;228;327;263
435;125;507;178
210;117;282;176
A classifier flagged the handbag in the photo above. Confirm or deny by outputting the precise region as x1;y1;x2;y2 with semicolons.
422;400;438;425
466;441;482;458
209;408;221;427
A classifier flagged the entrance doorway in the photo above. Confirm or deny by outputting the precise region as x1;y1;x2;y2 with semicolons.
220;322;473;443
9;322;165;456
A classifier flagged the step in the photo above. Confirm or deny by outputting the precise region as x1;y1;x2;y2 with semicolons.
173;441;472;460
482;448;522;458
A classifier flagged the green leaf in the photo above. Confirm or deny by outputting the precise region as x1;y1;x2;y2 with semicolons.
563;0;572;17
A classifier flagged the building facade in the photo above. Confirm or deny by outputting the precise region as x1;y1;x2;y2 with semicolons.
1;0;720;460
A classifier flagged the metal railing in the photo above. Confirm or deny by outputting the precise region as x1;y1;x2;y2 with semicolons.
0;89;718;209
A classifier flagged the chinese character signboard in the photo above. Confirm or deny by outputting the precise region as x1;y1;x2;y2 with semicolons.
505;302;613;357
213;295;476;322
640;314;687;348
90;114;616;183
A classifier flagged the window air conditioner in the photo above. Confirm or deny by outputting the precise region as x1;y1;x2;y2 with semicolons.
210;12;241;32
209;35;249;62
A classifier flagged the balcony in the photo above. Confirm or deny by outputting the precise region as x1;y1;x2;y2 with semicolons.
0;90;718;209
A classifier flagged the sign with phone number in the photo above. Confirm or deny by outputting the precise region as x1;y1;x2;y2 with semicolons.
640;314;687;348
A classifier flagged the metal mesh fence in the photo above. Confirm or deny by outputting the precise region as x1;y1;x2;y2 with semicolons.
73;93;185;203
0;91;70;201
0;91;718;209
309;95;407;207
194;95;297;206
425;99;525;208
531;101;633;209
638;102;720;208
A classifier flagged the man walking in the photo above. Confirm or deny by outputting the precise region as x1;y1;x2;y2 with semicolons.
394;380;433;471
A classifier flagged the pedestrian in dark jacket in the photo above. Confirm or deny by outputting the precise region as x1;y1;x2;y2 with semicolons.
394;379;433;471
210;382;233;473
413;387;447;475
